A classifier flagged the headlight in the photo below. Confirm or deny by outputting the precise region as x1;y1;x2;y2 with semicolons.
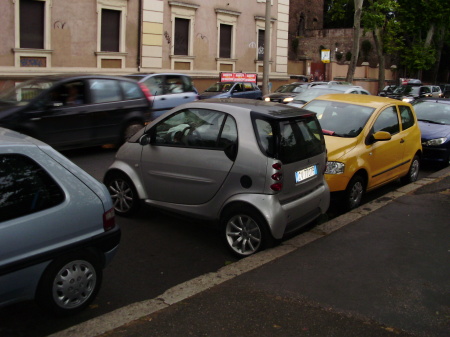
325;161;345;174
283;97;294;103
264;97;270;102
422;137;447;146
402;97;414;103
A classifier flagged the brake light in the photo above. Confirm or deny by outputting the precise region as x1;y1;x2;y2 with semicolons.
103;208;116;231
270;162;283;191
138;83;153;102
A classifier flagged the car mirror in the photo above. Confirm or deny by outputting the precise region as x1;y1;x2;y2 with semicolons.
373;131;391;141
47;101;64;109
139;134;151;146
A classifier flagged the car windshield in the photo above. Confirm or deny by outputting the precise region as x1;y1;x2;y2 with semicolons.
275;84;305;93
0;78;55;105
413;101;450;125
292;88;342;104
393;85;417;95
305;100;374;137
205;82;233;93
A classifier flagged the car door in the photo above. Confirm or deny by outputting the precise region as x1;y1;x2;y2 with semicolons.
230;83;248;99
397;104;421;176
364;105;404;189
139;108;237;205
26;80;92;148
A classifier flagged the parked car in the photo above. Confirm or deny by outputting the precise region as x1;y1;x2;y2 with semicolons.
288;84;371;108
198;82;262;100
412;98;450;166
0;127;120;315
104;99;329;257
0;74;151;151
263;82;309;103
438;84;450;98
303;94;422;210
378;85;398;97
124;73;198;120
387;85;433;103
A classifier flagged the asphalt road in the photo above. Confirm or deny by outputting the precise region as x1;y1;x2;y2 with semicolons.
0;146;442;337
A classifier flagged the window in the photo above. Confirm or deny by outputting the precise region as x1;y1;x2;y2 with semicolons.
399;106;415;130
121;81;145;100
153;109;236;150
89;79;122;103
166;75;186;94
220;24;232;58
0;154;64;222
174;18;189;56
244;83;255;91
373;107;400;135
144;76;164;96
258;29;265;61
101;9;120;52
48;81;86;106
20;0;44;49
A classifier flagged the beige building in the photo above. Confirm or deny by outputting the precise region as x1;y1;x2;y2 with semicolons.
0;0;290;92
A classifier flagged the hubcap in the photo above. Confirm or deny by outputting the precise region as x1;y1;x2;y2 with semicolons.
410;159;419;181
349;181;363;209
53;260;96;309
109;179;133;213
226;214;262;256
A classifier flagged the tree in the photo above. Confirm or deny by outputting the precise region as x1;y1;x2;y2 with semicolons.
346;0;363;83
362;0;401;91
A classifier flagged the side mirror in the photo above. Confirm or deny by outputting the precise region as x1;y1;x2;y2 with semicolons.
373;131;391;141
139;134;151;146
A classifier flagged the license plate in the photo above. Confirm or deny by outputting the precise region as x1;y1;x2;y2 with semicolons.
295;165;317;183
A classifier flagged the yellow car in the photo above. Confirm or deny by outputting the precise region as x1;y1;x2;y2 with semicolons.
303;94;422;209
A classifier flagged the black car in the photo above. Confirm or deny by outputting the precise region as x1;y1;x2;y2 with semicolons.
387;85;433;103
0;74;151;150
263;82;309;103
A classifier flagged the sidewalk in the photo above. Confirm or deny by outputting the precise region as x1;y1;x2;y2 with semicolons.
53;167;450;337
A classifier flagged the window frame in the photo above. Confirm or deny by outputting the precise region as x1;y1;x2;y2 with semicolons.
13;0;52;67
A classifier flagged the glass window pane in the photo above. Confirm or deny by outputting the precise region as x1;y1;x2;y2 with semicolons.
20;0;44;49
121;81;144;100
220;24;232;58
0;154;64;222
373;106;400;134
174;18;189;55
89;79;122;103
101;9;120;52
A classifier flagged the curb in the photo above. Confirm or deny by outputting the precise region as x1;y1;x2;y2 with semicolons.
50;166;450;337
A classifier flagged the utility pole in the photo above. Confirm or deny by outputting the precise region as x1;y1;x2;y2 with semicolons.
262;0;271;95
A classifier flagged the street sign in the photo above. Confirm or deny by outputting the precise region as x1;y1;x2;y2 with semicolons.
321;49;330;63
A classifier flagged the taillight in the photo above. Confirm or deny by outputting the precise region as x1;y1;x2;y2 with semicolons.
138;83;153;103
270;162;283;191
103;207;115;231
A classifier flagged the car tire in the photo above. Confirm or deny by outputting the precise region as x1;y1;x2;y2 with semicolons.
344;174;365;210
104;172;140;217
401;154;420;184
123;122;144;143
221;206;274;258
36;251;102;316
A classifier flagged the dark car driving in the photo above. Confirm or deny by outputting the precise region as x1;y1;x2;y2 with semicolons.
198;82;262;100
0;74;151;150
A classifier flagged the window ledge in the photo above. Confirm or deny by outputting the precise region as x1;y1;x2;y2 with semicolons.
170;55;195;59
216;58;238;62
12;48;53;54
95;51;128;57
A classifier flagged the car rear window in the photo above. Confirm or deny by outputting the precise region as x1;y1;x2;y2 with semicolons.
0;154;65;222
120;81;145;100
254;115;325;164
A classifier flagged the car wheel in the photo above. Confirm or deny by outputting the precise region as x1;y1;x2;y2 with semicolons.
123;122;144;143
344;174;365;210
105;172;139;216
221;206;274;258
401;155;420;184
36;252;102;316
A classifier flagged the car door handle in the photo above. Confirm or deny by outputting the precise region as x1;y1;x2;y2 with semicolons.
183;96;189;99
160;97;166;100
400;139;405;143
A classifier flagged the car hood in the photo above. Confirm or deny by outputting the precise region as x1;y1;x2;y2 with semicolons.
324;135;358;160
418;121;450;140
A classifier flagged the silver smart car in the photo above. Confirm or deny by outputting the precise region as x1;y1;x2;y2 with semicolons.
104;99;329;257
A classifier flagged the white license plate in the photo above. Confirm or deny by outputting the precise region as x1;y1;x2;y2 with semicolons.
295;165;318;183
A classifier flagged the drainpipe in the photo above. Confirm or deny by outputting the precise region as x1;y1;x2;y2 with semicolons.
137;0;143;72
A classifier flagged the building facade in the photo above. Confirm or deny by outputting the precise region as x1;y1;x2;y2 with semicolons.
0;0;290;92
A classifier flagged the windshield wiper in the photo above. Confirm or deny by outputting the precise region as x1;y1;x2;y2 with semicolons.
418;119;442;124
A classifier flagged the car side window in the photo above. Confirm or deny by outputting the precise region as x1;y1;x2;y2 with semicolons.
234;84;244;92
373;106;400;135
0;154;65;222
48;81;85;106
89;79;122;103
144;75;163;96
244;83;253;91
153;108;227;149
166;75;185;94
120;81;144;100
399;105;415;130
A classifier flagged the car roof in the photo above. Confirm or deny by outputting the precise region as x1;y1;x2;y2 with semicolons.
311;84;365;91
415;98;450;104
308;93;408;108
191;98;314;119
0;127;47;148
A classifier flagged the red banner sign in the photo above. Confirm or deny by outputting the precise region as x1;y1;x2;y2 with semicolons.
220;72;257;83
